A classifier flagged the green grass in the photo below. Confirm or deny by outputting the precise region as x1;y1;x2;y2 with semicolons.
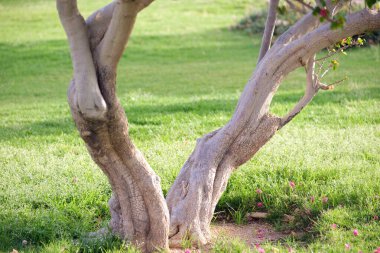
0;0;379;252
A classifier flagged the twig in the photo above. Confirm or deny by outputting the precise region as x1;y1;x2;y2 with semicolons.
280;55;319;128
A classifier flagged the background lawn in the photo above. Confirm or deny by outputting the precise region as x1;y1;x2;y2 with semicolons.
0;0;379;252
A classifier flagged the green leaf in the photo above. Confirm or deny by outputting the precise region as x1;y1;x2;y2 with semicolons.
346;37;352;45
365;0;378;8
331;60;339;70
330;13;346;30
313;7;321;16
277;6;287;15
357;38;365;45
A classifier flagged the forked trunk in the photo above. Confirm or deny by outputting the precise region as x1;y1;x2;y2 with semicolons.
57;0;380;250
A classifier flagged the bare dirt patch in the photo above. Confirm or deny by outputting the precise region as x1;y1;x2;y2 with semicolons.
170;220;297;252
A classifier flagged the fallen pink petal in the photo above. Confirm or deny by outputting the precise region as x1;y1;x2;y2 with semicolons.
345;243;351;250
258;247;265;253
331;224;337;229
353;229;358;236
256;189;263;194
289;181;296;189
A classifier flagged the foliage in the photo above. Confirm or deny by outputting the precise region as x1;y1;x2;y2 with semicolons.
233;1;380;44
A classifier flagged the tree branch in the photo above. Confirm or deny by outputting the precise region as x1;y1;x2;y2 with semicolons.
96;0;154;70
268;8;380;86
280;55;318;128
167;6;380;247
57;0;107;120
258;0;279;62
273;0;345;49
86;2;116;51
272;12;319;50
277;8;380;128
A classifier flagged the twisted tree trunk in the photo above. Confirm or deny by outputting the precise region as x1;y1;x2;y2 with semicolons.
166;7;380;245
58;0;169;252
57;0;380;251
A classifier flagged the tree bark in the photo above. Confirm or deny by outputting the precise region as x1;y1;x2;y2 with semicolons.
58;0;169;252
68;80;169;252
57;0;380;250
258;0;279;62
166;8;380;246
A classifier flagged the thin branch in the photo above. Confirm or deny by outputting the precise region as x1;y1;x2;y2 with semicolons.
319;76;347;90
316;57;327;76
320;66;330;78
280;55;319;128
315;46;347;62
258;0;279;63
315;38;364;62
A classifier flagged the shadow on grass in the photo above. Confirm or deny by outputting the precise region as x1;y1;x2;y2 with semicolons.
0;221;123;253
0;28;254;96
0;119;75;142
1;28;379;251
1;29;378;102
0;97;237;143
1;82;379;142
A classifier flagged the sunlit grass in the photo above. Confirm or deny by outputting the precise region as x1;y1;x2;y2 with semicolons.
0;0;379;252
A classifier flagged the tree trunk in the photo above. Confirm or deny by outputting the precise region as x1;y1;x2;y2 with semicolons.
167;8;380;245
167;114;281;246
68;76;169;252
56;0;380;250
58;1;169;252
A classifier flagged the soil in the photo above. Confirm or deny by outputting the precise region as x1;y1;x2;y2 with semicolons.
170;220;298;252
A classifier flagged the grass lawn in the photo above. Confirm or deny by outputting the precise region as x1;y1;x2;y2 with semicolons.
0;0;379;252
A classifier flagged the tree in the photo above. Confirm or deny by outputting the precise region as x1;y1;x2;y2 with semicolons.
56;0;380;252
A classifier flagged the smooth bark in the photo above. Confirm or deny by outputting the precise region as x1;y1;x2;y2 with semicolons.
258;0;279;62
57;0;380;250
166;8;380;245
58;0;169;252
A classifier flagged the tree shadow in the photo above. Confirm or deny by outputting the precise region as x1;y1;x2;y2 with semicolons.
0;27;379;251
0;119;75;142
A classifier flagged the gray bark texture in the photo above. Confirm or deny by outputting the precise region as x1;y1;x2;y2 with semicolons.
58;0;169;252
57;0;380;251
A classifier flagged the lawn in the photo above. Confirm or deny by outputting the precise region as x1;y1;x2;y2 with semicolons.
0;0;379;252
